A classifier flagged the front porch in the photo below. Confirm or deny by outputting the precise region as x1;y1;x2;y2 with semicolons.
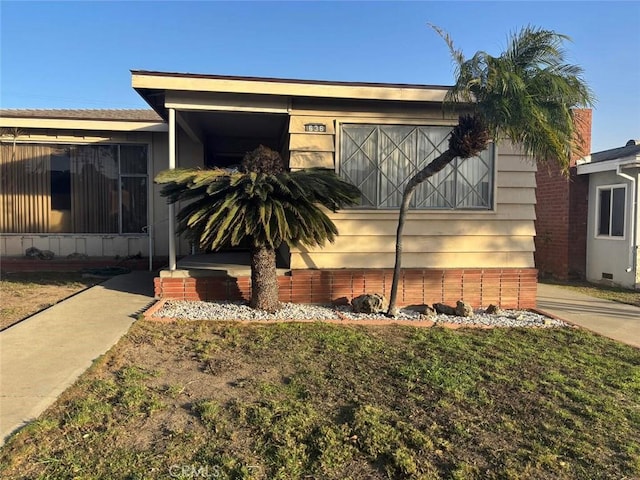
169;252;290;278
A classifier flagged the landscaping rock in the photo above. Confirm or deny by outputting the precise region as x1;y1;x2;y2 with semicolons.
433;303;456;315
455;300;474;317
422;304;437;319
25;247;54;260
351;293;388;314
485;304;505;315
332;296;350;306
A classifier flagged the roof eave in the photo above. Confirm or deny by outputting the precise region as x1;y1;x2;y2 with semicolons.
0;116;168;132
577;155;640;175
131;70;451;104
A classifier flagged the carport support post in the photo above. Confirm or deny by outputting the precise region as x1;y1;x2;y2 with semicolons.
168;108;177;271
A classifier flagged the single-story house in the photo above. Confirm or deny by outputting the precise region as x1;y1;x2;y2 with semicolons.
0;70;540;307
576;140;640;289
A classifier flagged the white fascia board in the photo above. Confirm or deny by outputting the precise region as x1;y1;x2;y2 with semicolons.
577;156;640;175
164;91;289;114
0;117;168;132
132;73;449;103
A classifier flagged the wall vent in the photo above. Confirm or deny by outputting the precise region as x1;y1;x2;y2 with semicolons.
602;272;614;280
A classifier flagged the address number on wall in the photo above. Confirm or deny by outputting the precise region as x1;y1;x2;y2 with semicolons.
304;123;327;132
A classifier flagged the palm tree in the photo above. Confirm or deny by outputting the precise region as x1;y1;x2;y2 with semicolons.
156;146;360;312
387;25;594;316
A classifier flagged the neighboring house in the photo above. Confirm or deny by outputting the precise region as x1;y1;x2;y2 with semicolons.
1;71;540;307
0;109;166;261
576;140;640;290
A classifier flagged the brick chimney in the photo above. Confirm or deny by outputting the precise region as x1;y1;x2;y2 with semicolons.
534;109;592;280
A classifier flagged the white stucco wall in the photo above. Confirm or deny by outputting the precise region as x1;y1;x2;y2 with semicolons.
585;169;639;289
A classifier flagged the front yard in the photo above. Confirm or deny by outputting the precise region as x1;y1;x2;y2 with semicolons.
0;271;100;330
1;320;638;479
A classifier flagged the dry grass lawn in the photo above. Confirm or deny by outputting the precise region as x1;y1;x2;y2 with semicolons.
0;320;638;479
0;271;100;330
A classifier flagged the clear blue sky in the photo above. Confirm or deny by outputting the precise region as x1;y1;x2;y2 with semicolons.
1;1;639;152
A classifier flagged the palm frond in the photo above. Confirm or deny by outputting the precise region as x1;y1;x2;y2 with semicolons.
434;24;595;167
156;165;361;252
429;23;465;72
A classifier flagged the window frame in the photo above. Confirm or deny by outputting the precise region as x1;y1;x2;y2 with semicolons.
336;121;496;212
117;144;150;234
595;183;627;240
0;139;150;236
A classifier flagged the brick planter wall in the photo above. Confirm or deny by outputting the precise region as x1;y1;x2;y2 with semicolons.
154;268;538;309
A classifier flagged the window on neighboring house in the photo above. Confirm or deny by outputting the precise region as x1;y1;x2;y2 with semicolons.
0;142;148;234
597;185;626;238
339;124;494;209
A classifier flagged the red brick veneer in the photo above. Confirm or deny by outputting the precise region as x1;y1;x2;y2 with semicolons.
154;268;538;309
534;109;591;280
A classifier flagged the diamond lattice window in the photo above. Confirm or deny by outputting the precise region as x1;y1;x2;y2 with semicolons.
340;124;494;209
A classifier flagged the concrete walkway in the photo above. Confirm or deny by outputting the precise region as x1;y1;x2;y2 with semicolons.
537;283;640;348
0;271;155;446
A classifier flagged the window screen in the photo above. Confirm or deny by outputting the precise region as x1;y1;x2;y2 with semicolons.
598;186;625;238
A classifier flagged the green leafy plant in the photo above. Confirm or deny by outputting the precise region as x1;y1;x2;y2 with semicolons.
156;146;360;312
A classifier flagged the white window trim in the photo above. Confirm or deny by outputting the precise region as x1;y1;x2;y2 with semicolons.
595;183;627;240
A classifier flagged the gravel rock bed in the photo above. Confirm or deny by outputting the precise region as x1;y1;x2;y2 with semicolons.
431;310;568;328
155;300;341;321
153;300;569;328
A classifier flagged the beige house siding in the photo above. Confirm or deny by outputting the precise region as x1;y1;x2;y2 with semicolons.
288;111;537;270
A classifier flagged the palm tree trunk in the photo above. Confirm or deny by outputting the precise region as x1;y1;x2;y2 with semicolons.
249;244;279;312
387;149;457;317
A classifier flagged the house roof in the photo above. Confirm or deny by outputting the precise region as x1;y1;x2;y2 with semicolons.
130;69;452;91
131;70;454;120
577;140;640;175
0;109;162;122
0;109;167;133
589;140;640;163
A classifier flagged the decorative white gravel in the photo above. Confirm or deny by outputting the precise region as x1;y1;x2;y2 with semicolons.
156;300;341;321
153;300;569;328
431;310;568;328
